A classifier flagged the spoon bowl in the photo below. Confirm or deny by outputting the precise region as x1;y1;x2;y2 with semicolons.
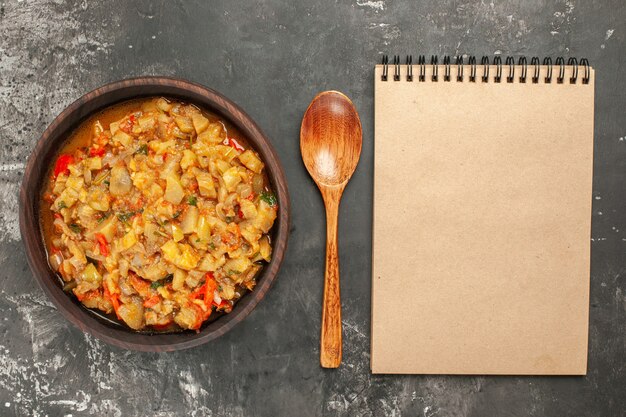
300;91;362;368
301;91;362;188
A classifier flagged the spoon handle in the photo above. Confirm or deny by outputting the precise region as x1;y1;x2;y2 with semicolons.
320;188;342;368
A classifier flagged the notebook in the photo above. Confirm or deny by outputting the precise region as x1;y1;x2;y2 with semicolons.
372;55;595;375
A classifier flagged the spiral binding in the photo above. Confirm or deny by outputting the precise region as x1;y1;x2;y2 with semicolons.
380;55;590;84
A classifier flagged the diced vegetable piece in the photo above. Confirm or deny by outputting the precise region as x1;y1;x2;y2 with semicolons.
180;206;198;234
109;166;132;196
92;216;118;242
156;97;172;112
65;176;84;191
197;123;224;144
259;235;272;261
252;174;264;194
223;257;252;275
196;216;211;241
141;100;158;113
238;150;264;174
172;269;186;290
220;283;236;300
137;115;155;131
174;116;194;133
191;113;209;134
89;147;106;157
117;298;145;330
254;200;277;233
143;295;161;308
193;168;216;198
197;253;226;272
53;154;74;178
216;145;238;162
80;263;102;283
160;240;199;270
171;223;184;242
86;157;102;170
222;167;241;191
67;240;87;266
215;159;231;175
94;233;109;256
113;131;133;148
174;306;199;330
49;250;63;271
157;286;171;300
54;188;79;210
132;171;155;191
239;200;257;219
119;230;138;251
87;187;110;212
164;174;184;204
180;150;197;170
178;243;200;270
148;139;176;155
109;121;120;135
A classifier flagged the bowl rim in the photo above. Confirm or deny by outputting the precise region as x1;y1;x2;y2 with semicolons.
19;76;290;351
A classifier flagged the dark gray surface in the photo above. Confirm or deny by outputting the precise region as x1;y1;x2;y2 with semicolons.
0;0;624;416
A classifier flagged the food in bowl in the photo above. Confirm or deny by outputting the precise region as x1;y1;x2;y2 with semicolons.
41;97;278;331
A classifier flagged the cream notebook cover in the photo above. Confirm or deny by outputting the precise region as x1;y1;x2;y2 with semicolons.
372;57;595;375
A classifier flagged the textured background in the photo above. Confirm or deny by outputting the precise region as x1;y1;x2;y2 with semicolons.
1;0;625;416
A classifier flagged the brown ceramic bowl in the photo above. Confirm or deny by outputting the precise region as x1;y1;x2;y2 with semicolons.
19;77;290;351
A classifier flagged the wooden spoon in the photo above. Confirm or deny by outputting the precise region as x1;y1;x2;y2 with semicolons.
300;91;363;368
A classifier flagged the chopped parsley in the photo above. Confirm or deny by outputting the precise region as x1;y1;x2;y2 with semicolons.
69;223;82;233
57;201;67;209
97;212;111;223
260;191;277;207
117;212;135;223
135;144;148;155
187;195;197;206
103;179;110;186
172;210;182;219
151;274;173;289
117;208;144;223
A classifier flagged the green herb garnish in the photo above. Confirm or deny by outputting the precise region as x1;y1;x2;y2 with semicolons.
225;216;234;223
188;195;197;206
151;274;173;289
135;144;148;155
57;201;67;209
117;212;135;223
97;212;110;223
260;191;277;207
69;223;82;233
103;180;110;186
117;208;143;223
227;269;240;276
172;210;182;219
